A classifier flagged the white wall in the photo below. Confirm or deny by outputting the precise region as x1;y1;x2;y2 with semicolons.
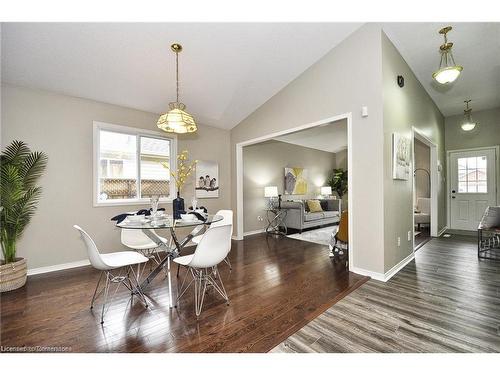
1;84;231;270
231;24;385;275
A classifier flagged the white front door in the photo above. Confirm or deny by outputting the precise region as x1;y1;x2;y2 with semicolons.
449;148;497;231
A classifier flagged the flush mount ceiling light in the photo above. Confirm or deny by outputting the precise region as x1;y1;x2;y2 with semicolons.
157;43;197;134
461;100;476;132
432;26;463;84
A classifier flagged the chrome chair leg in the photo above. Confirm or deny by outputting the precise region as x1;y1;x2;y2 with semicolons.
100;273;111;324
208;266;229;304
93;266;148;324
194;269;208;317
90;271;104;309
129;265;148;308
223;257;232;270
176;266;230;317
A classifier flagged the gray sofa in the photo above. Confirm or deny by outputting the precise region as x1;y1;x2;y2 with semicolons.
281;199;341;233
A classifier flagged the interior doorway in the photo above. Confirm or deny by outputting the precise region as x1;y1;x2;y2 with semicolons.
413;137;431;249
235;113;353;265
412;128;438;250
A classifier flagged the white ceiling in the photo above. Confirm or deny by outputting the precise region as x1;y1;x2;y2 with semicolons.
1;22;362;130
273;119;347;153
383;23;500;116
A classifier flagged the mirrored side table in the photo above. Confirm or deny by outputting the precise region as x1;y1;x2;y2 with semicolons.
265;208;288;236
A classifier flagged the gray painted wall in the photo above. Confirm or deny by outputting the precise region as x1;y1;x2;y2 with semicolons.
1;84;231;269
335;149;348;170
445;107;500;151
445;106;500;211
382;32;446;272
231;24;386;274
243;140;336;233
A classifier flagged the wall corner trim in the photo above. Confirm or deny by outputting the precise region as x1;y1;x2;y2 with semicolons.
349;267;385;282
351;251;415;283
383;252;415;282
243;229;266;237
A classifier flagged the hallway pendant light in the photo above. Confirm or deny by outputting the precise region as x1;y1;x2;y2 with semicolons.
432;26;463;84
461;100;476;132
157;43;197;134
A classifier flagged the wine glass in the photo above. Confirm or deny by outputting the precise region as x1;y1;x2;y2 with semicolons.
150;195;160;217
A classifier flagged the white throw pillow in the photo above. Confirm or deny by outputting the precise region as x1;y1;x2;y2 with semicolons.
481;206;500;229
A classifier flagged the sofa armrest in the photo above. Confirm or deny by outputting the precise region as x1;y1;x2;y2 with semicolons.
280;201;305;211
281;201;305;230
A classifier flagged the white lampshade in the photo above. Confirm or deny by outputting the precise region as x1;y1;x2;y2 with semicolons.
264;186;279;198
321;186;332;196
432;66;462;84
461;122;476;131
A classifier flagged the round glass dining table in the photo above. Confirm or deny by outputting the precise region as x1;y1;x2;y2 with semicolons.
116;214;223;307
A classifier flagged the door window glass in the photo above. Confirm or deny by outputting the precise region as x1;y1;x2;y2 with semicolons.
457;156;487;193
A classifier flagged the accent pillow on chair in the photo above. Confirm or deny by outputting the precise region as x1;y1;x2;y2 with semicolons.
306;200;323;213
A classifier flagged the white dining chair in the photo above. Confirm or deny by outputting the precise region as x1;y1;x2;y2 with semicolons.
174;224;233;317
73;225;149;324
191;210;233;269
121;228;169;266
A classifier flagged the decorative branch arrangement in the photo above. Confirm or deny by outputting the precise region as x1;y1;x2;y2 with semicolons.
162;150;197;194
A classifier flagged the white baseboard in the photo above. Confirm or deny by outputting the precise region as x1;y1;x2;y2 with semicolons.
351;252;415;283
383;252;415;282
243;229;265;237
437;226;448;237
349;266;385;281
27;245;197;276
28;259;90;276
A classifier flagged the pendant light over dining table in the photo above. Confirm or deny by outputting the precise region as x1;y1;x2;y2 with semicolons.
157;43;197;134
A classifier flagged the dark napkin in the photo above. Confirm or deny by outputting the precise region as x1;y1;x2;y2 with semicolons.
188;206;208;213
187;211;207;222
111;208;166;223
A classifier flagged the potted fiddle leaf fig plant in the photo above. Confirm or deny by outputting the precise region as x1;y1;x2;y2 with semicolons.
1;140;47;292
327;168;348;199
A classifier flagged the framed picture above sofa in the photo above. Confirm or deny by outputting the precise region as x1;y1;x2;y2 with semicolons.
284;167;308;195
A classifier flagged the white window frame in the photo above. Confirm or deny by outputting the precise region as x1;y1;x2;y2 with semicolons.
93;121;177;207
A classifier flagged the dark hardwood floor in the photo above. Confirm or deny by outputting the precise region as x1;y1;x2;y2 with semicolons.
0;234;368;353
272;235;500;352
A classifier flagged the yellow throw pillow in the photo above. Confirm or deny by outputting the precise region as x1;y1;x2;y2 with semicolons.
307;200;323;213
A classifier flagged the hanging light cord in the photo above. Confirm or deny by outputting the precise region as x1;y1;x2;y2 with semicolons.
175;50;179;103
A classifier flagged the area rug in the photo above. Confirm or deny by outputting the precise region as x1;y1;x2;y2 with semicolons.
287;226;337;246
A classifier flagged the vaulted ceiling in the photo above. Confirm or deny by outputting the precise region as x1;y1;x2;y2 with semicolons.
2;23;498;130
1;22;362;129
383;23;500;116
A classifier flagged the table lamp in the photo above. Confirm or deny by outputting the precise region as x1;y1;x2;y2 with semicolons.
321;186;332;198
264;186;281;209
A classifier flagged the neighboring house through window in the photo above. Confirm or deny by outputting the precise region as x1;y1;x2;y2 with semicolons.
93;121;177;206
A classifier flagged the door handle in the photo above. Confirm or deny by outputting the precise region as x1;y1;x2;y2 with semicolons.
452;196;456;199
452;189;456;193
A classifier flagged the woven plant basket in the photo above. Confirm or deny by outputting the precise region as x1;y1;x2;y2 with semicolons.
0;258;27;292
